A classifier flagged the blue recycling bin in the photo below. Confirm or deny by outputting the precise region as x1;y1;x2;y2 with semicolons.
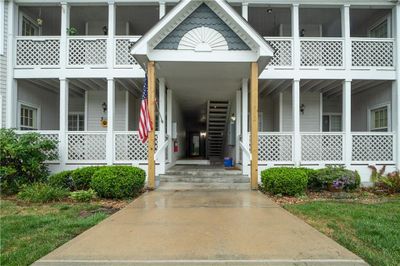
224;157;233;167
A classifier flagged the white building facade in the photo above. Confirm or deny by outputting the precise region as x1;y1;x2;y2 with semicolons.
1;0;399;187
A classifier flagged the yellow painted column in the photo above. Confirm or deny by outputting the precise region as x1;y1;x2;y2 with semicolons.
147;61;156;189
250;62;259;190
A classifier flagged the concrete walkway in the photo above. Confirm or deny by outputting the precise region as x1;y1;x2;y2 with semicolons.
35;191;367;265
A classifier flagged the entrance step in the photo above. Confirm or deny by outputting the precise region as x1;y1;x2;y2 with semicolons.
159;175;249;183
158;182;250;190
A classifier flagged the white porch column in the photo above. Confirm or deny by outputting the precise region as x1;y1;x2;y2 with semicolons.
235;90;241;165
241;78;249;175
342;79;352;168
59;78;69;166
106;78;115;165
158;78;166;174
159;1;166;19
341;4;351;70
394;4;400;168
242;3;248;21
6;0;17;128
107;1;115;68
292;4;300;70
60;2;69;68
292;79;301;166
167;88;173;165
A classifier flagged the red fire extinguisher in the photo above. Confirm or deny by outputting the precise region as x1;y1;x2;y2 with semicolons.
173;140;179;153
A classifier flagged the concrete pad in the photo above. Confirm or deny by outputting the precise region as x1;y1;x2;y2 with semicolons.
34;191;367;265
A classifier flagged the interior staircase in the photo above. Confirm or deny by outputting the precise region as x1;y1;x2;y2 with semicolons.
206;100;230;161
158;165;250;190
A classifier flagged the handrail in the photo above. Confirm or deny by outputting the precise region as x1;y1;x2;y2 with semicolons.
239;141;252;161
154;135;169;161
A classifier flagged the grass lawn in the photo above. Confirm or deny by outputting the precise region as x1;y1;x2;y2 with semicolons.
285;198;400;266
0;199;116;266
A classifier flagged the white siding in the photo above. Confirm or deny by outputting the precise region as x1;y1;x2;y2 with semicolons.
0;1;7;127
86;89;126;131
128;92;139;131
17;80;59;130
352;84;392;131
282;91;321;132
323;95;342;114
259;94;274;131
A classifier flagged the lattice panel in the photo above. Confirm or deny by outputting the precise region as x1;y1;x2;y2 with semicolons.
115;133;158;162
67;133;106;161
352;41;394;67
352;134;394;162
301;40;343;67
258;134;293;162
68;39;107;65
115;39;138;65
267;40;292;67
39;134;60;160
302;134;343;162
16;39;60;66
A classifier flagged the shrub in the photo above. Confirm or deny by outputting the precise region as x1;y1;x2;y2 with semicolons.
48;170;74;190
309;166;360;191
69;189;97;202
71;167;101;190
91;166;145;199
17;183;69;203
261;168;308;196
0;129;57;194
370;166;400;194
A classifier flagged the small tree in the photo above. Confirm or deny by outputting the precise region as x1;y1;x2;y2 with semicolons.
0;129;57;194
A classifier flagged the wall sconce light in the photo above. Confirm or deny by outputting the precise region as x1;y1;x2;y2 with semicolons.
230;113;236;123
267;8;273;14
200;132;207;138
102;102;107;113
103;26;108;35
300;104;305;115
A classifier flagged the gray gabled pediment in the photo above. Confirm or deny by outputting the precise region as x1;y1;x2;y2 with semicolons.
155;4;250;51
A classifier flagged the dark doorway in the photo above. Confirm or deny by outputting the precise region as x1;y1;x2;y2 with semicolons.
187;131;206;158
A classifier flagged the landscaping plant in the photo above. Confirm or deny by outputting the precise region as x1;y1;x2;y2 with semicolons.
0;129;57;194
71;166;101;190
91;166;145;199
308;166;360;192
48;170;74;190
17;183;69;203
370;165;400;194
261;167;308;196
69;189;97;202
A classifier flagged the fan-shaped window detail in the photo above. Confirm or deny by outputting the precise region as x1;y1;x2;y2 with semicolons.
178;26;229;52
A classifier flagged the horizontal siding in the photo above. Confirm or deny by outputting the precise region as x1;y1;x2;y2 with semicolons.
0;1;8;127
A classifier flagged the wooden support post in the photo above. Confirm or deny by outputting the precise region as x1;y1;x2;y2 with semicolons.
147;61;156;189
250;62;259;190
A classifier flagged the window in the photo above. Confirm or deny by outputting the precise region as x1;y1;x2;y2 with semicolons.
68;113;85;131
20;14;39;36
322;114;342;132
369;17;389;38
370;106;389;132
19;104;39;130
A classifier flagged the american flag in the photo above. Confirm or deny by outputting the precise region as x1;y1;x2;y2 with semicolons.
139;75;153;143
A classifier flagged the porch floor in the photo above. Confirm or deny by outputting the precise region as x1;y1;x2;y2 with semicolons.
34;191;365;265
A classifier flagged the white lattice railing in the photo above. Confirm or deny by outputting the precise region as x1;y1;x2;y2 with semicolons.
352;132;395;163
15;130;60;162
300;38;344;68
67;132;107;163
301;133;344;163
115;36;141;66
114;132;158;163
265;37;293;67
15;37;60;67
257;132;293;163
351;38;395;68
68;36;107;66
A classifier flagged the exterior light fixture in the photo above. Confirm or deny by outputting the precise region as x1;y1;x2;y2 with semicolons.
300;104;305;114
200;132;207;138
267;8;273;14
102;102;107;113
230;113;236;122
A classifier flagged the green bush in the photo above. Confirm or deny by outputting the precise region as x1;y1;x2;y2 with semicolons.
91;166;145;199
309;166;360;191
48;170;74;190
17;183;69;203
71;167;101;190
69;189;97;202
0;129;57;194
261;168;308;196
370;166;400;194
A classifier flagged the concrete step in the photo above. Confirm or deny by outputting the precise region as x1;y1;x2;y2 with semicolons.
164;169;243;177
157;182;250;191
159;175;250;183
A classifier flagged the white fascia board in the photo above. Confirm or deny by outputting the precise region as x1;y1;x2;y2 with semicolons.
147;50;260;62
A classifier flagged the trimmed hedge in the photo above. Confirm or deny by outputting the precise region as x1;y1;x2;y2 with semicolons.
261;167;308;196
48;170;74;190
91;166;145;199
71;167;101;190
